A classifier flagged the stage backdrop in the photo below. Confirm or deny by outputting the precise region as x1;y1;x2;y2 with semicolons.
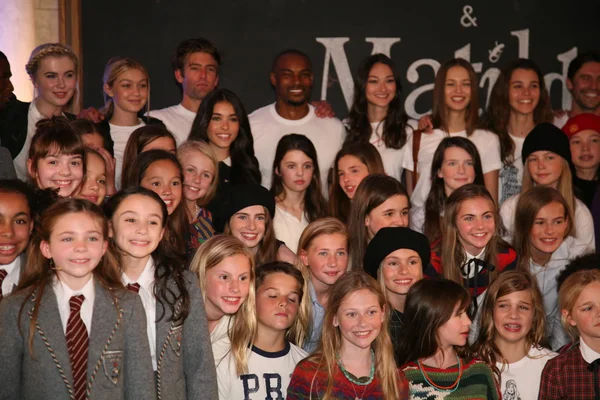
81;0;599;119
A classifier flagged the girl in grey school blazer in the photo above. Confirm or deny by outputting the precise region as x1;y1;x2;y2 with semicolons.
104;187;218;400
0;198;156;400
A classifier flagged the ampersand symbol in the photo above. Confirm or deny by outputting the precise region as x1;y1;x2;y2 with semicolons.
460;5;478;28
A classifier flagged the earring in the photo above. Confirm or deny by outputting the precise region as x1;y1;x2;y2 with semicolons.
49;258;55;270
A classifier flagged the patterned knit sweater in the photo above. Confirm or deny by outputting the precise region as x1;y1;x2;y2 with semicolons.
400;358;499;399
287;358;409;399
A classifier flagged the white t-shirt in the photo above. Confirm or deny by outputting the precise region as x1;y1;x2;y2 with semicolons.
110;121;145;188
216;342;307;400
273;206;308;253
500;193;596;251
149;104;196;145
498;133;526;205
402;128;502;208
409;205;426;233
249;103;345;190
368;120;416;182
211;315;233;365
13;102;53;180
497;346;557;400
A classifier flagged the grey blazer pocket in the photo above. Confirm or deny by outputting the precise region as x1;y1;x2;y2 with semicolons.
167;325;183;357
102;350;124;385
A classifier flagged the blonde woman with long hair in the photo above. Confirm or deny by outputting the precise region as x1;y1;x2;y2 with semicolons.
7;43;79;181
96;56;166;188
295;217;349;353
189;235;257;374
287;272;408;400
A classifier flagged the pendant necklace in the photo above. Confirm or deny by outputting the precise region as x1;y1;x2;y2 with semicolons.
336;349;375;400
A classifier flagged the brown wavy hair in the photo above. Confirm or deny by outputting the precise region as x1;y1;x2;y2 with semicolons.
347;174;409;269
513;187;573;271
17;198;122;355
472;270;546;380
397;278;473;366
328;142;385;222
438;184;510;284
483;59;554;166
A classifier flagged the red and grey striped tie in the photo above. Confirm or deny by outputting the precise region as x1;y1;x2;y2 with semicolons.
66;294;88;400
0;269;7;299
126;282;141;294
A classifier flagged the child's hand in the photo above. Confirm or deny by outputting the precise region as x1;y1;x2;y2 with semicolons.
311;100;335;118
418;114;433;133
78;106;105;123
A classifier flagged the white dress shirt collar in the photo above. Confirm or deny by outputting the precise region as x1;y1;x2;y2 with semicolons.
52;275;95;334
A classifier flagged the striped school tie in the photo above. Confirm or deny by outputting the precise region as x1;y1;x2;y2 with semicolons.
0;269;7;299
66;294;88;400
126;283;141;294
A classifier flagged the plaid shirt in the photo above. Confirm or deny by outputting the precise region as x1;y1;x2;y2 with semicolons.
538;341;600;399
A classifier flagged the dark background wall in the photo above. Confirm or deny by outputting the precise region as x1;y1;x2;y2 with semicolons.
81;0;600;119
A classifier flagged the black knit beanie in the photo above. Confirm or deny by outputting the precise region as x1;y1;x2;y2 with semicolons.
212;183;276;233
521;122;573;167
363;227;431;279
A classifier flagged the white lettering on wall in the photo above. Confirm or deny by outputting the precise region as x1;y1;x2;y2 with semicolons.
316;30;578;119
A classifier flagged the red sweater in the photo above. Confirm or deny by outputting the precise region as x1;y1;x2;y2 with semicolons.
287;358;408;399
429;245;517;297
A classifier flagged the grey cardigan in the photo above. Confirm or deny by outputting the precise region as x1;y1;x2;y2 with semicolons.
154;271;217;399
0;280;156;399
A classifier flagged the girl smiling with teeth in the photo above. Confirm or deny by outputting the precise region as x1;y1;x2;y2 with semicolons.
513;186;592;350
27;117;85;198
483;59;554;204
432;184;517;320
122;149;189;261
472;271;557;400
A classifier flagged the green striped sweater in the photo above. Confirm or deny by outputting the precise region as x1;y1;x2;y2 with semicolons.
400;358;499;399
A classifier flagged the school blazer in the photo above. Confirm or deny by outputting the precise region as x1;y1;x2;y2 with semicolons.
0;280;156;400
155;271;217;400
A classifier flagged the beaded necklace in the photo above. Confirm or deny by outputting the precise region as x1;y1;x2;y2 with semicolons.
417;355;463;393
336;349;375;400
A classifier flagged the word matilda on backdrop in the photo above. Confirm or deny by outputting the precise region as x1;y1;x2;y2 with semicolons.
316;29;577;119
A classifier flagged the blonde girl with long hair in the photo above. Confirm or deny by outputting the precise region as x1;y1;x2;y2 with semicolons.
97;56;166;188
9;43;79;181
217;262;309;399
472;270;556;400
296;217;349;353
189;235;257;374
512;186;592;350
177;140;219;249
363;227;435;363
500;122;595;249
287;272;408;400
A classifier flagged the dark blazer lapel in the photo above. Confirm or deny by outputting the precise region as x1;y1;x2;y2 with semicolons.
88;281;118;376
36;283;74;383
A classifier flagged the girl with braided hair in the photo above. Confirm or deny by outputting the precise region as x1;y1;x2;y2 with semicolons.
4;43;79;181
